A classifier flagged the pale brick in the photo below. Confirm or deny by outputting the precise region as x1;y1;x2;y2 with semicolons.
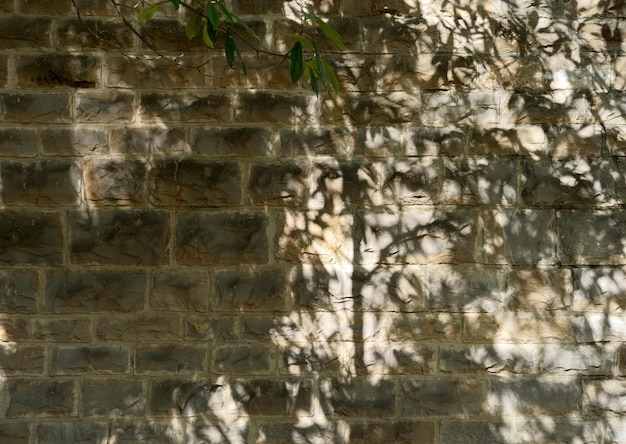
429;266;507;312
439;345;538;374
405;126;465;157
573;313;626;342
383;159;441;205
57;18;135;51
464;313;573;343
390;313;462;342
540;344;613;375
421;91;498;126
355;125;402;158
572;267;626;311
507;268;572;311
470;125;547;156
111;126;186;155
75;91;134;123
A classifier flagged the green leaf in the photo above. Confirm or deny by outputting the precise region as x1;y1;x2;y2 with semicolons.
231;12;259;41
203;22;214;47
138;1;167;21
312;41;327;84
186;13;203;39
321;59;340;92
287;33;314;50
216;1;235;23
168;0;180;10
206;1;220;29
289;41;303;83
225;30;236;68
309;70;319;95
313;16;346;50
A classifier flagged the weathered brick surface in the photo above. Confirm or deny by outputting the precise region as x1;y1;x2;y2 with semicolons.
1;2;625;442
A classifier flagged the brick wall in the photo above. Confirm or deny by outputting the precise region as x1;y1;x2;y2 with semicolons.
0;0;626;442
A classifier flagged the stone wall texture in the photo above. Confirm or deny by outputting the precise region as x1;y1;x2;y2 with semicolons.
0;0;626;442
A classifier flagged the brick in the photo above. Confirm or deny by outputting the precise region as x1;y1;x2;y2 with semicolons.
50;345;129;375
322;378;395;417
0;269;38;313
84;158;147;205
96;315;181;341
572;267;626;311
361;16;425;53
230;379;312;416
229;0;286;14
140;92;231;123
483;210;556;265
0;319;30;341
354;265;428;312
175;211;268;265
108;420;184;444
106;55;206;89
248;163;306;206
7;380;75;417
1;160;80;206
399;379;484;417
111;126;186;155
488;378;580;416
503;91;588;124
149;159;241;207
236;93;316;126
16;54;99;88
573;313;626;342
0;423;29;444
440;345;538;374
0;54;7;88
139;20;209;52
390;313;462;342
20;0;73;14
57;18;135;51
557;210;626;264
0;211;63;266
440;421;589;444
184;315;237;341
442;157;518;205
421;91;498;126
151;269;209;312
36;423;108;444
429;266;507;312
541;344;613;375
32;318;91;342
0;93;70;123
70;209;170;265
0;0;12;12
354;125;402;158
405;126;466;157
463;313;573;343
358;209;478;265
191;127;271;158
344;421;436;444
135;344;206;374
256;422;336;444
280;128;352;156
212;268;287;312
41;128;107;156
149;379;224;416
0;18;51;49
507;268;572;311
81;379;145;417
280;344;341;374
323;92;420;125
383;159;441;205
45;269;146;313
75;91;134;123
0;345;44;374
275;17;360;53
286;265;351;311
523;158;619;207
0;129;37;157
73;0;136;15
211;54;292;90
213;344;273;374
363;343;435;375
470;125;547;156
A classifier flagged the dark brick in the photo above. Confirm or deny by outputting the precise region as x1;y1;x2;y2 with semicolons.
399;379;484;417
1;160;80;206
106;55;206;89
322;378;395;417
405;127;466;156
228;0;283;14
323;92;421;125
51;345;129;375
190;127;271;158
439;345;537;374
96;315;181;341
140;92;231;123
16;54;99;88
57;18;135;51
149;379;223;416
75;91;134;123
230;378;312;415
0;129;37;157
32;318;91;342
212;268;287;312
108;420;184;443
255;422;337;444
7;380;75;417
135;344;206;374
383;159;441;205
280;128;352;156
20;0;73;14
175;211;268;265
348;421;437;444
0;0;12;12
85;159;147;204
558;210;626;264
36;422;108;444
0;18;51;49
151;269;209;312
0;211;63;266
40;128;107;156
213;344;273;374
81;379;145;417
0;54;8;88
0;269;38;313
184;315;237;341
0;345;44;374
248;163;306;206
0;319;30;342
111;126;186;156
0;93;70;123
45;269;146;313
489;378;580;416
149;159;241;207
0;423;29;444
236;92;316;125
70;209;169;265
139;20;207;52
